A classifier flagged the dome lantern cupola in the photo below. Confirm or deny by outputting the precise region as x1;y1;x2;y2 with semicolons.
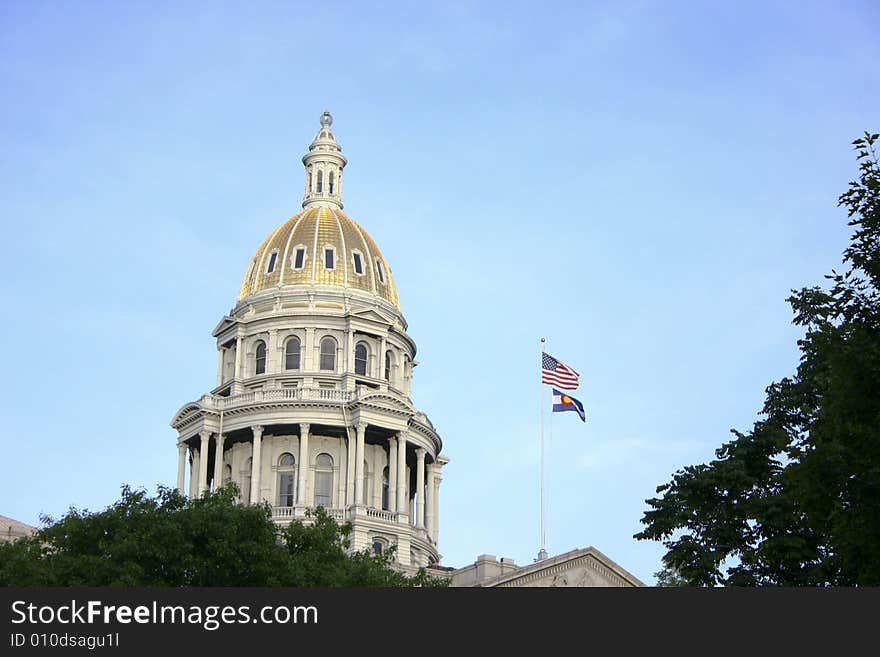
302;110;347;210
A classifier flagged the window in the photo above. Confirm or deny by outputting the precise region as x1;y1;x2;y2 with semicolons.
307;171;312;193
293;246;306;270
352;251;364;275
382;467;390;510
320;337;336;371
317;170;323;193
329;171;335;194
384;350;392;381
314;454;333;507
285;336;301;370
223;464;232;487
324;247;335;270
255;341;267;375
277;453;295;507
266;251;278;274
376;260;386;284
372;540;384;555
355;342;368;376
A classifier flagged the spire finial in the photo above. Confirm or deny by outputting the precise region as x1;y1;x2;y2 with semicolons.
302;111;346;210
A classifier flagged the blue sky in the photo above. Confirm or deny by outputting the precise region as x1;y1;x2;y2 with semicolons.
1;1;877;584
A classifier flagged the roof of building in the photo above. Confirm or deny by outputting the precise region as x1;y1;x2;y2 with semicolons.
237;112;401;309
237;206;400;308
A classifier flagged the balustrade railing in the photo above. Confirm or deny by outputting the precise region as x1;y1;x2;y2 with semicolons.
215;387;355;410
271;506;347;521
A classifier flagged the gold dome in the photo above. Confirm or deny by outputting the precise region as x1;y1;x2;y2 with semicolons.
238;206;401;308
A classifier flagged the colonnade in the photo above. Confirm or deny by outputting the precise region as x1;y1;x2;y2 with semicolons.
177;422;442;539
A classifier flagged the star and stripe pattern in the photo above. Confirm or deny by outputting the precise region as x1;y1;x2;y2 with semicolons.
541;352;580;390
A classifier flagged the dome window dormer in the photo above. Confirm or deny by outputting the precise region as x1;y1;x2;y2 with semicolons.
324;246;336;270
376;260;386;285
352;251;364;276
266;250;278;274
292;246;307;270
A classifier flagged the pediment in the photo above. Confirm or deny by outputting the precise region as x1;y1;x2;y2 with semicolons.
357;391;415;414
211;315;236;338
483;547;644;588
170;401;205;428
347;307;396;326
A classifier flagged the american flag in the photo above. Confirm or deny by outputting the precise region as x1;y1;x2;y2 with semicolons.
541;352;579;390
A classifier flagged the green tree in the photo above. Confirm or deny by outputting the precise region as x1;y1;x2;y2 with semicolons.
635;133;880;586
0;485;448;587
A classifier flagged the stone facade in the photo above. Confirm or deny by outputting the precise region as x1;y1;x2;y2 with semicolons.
0;515;36;544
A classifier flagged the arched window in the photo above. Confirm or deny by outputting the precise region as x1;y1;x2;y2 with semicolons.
384;350;393;381
255;341;267;375
329;171;335;194
372;540;384;555
382;466;390;510
277;453;295;507
285;336;301;370
317;170;323;193
354;342;368;376
320;337;336;371
222;464;232;487
314;454;333;507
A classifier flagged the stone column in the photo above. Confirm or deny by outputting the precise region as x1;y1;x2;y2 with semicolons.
415;448;426;528
234;336;243;379
388;437;398;512
268;329;278;373
396;433;407;515
177;443;187;494
250;425;264;504
372;448;383;508
345;431;355;506
432;471;442;545
198;430;211;495
212;434;225;491
354;422;366;505
297;423;310;505
345;328;354;377
189;446;200;498
426;464;438;540
216;348;224;387
305;327;315;371
379;336;387;380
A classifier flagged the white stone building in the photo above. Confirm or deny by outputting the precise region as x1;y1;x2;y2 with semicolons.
170;113;643;586
171;112;446;569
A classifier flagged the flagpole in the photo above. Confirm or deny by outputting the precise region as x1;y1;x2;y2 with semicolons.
539;337;548;561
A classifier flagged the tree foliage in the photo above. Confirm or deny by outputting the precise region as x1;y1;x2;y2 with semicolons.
0;485;448;587
635;133;880;586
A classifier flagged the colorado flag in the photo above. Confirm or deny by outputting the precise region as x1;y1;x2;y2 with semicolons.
552;388;586;423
